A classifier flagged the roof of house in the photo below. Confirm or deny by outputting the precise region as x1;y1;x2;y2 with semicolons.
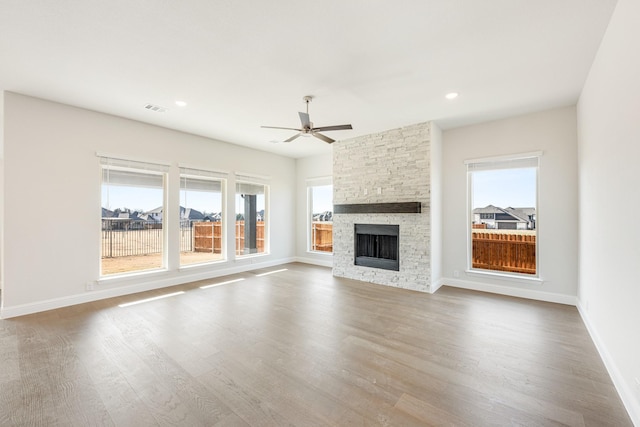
181;207;205;221
504;207;534;223
474;205;536;223
473;205;503;214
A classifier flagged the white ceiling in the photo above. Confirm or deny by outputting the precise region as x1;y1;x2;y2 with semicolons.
0;0;617;158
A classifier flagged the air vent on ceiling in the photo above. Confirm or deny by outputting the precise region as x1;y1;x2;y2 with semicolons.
144;103;168;113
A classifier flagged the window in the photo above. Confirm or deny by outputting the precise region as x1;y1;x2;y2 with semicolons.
179;168;225;266
235;179;267;256
467;153;539;276
308;183;333;253
100;157;168;276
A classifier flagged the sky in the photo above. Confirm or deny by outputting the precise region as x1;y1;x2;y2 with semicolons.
102;186;222;213
183;190;222;213
102;186;266;214
102;185;163;212
311;185;333;214
472;168;536;209
103;172;533;215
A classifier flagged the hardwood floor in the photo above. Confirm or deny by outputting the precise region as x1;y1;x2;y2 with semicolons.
0;263;632;426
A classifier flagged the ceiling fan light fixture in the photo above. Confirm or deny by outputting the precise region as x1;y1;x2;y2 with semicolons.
261;96;352;145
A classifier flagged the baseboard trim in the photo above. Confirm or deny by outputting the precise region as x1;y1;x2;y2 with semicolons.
577;302;640;426
0;257;295;319
429;278;445;294
294;256;333;268
441;277;577;306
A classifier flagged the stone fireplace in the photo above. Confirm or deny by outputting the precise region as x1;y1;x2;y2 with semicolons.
354;223;400;271
332;122;433;292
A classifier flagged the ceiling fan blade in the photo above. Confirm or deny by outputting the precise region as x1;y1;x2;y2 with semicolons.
261;125;302;131
299;112;311;128
312;132;334;144
284;133;302;143
312;124;353;132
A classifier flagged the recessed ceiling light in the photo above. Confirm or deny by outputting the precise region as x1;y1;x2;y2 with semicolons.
445;92;459;100
175;100;187;107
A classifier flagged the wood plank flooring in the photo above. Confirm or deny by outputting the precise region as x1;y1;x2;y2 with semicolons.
0;263;632;426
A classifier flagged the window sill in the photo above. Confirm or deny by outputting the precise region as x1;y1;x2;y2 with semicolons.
306;251;333;256
98;268;169;284
235;252;269;260
465;269;544;284
178;259;228;271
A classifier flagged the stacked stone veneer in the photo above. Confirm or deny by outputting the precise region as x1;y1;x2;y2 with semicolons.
333;122;431;292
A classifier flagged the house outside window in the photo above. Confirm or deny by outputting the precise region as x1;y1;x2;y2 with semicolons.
235;179;268;256
308;181;333;253
179;167;226;266
467;152;540;276
100;157;169;276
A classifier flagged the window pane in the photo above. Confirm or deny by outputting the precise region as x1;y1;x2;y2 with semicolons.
101;167;165;275
235;182;267;256
310;184;333;253
180;176;224;266
470;167;537;275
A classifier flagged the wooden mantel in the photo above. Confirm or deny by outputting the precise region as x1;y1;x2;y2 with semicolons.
333;202;421;214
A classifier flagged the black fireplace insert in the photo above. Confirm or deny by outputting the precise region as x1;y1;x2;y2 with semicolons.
354;224;399;271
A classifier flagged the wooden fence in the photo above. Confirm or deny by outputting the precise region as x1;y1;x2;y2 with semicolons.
103;220;333;258
193;222;223;253
472;231;536;275
311;222;333;252
194;221;332;254
234;221;265;254
102;220;265;258
192;221;266;255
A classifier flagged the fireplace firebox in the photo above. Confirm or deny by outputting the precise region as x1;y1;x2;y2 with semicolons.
354;224;399;271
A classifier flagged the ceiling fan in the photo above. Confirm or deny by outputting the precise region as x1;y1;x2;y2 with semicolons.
261;96;352;144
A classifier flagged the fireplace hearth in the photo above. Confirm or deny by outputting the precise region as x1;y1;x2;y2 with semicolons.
354;224;399;271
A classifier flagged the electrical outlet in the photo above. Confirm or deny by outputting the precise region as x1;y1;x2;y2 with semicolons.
364;188;368;195
453;270;460;278
85;281;96;291
377;187;382;195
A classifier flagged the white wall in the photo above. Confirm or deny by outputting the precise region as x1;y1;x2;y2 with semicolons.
1;92;296;317
577;0;640;422
295;153;333;266
0;156;3;295
0;91;4;295
429;122;443;291
441;106;578;304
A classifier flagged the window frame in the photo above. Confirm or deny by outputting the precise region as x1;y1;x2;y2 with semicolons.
178;167;227;267
306;177;333;254
465;151;541;280
235;176;269;257
99;155;170;278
